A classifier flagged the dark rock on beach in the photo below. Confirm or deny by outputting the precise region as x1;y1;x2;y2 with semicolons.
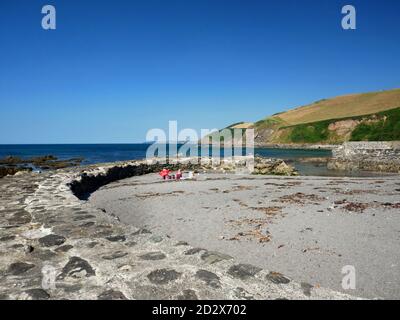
139;252;166;260
7;262;35;275
98;289;127;300
147;268;182;285
266;272;291;284
105;235;126;242
102;251;128;260
228;264;262;280
55;245;74;253
195;270;221;288
201;251;233;264
58;257;95;279
38;234;66;247
24;288;50;300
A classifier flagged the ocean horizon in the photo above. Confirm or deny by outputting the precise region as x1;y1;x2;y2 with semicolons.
2;143;381;177
0;143;330;163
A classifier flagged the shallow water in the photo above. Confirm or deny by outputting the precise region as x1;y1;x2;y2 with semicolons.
292;161;396;177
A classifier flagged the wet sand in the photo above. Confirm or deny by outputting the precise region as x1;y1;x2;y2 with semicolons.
89;173;400;299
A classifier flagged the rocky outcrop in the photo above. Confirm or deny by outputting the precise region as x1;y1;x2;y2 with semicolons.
253;158;298;176
0;166;32;178
328;119;360;140
328;142;400;173
0;155;84;173
0;160;354;300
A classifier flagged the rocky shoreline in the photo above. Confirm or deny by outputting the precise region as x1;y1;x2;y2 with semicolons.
0;159;353;300
0;155;84;178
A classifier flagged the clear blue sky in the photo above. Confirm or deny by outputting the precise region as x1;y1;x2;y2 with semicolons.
1;0;399;143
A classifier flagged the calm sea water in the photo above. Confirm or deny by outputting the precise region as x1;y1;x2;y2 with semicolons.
0;144;386;177
0;144;152;165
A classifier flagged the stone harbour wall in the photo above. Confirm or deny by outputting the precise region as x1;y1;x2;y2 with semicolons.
0;159;354;300
69;157;298;201
328;141;400;173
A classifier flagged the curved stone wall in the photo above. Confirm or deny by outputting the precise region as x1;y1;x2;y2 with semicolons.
0;161;354;300
69;163;171;200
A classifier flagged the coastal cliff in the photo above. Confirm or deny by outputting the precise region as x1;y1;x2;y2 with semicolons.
204;88;400;146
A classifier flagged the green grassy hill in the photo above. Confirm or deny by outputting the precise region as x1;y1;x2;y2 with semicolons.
203;88;400;145
253;88;400;144
277;107;400;144
267;88;400;126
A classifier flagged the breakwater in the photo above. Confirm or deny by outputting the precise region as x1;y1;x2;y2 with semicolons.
328;141;400;173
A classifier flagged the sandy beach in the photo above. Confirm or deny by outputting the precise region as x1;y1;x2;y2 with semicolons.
89;173;400;299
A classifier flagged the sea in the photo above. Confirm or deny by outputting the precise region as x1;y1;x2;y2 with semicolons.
0;144;388;177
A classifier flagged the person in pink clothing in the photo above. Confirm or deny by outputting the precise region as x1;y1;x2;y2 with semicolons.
159;168;170;180
175;169;182;180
